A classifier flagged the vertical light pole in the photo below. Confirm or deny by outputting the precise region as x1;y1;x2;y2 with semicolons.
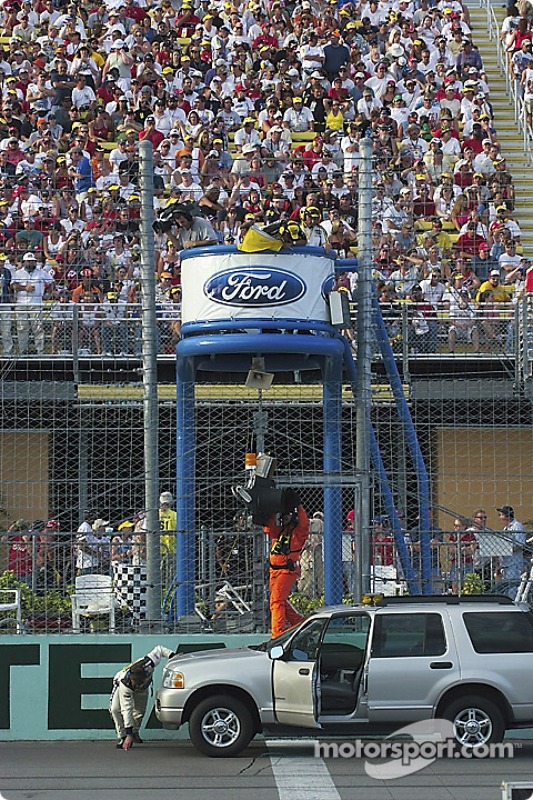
139;139;161;625
355;135;373;598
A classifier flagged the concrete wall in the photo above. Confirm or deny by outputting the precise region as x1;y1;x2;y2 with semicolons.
0;633;264;741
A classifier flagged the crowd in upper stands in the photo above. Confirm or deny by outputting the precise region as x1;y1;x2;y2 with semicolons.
0;0;529;356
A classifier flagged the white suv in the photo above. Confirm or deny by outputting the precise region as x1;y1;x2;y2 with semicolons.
155;595;533;757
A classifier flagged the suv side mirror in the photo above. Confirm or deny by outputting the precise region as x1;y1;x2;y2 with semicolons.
269;645;284;660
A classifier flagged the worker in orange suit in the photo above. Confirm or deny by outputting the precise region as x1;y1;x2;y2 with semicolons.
264;489;309;639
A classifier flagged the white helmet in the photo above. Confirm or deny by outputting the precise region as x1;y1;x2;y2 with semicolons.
159;491;173;506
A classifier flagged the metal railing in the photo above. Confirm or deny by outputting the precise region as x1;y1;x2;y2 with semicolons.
366;533;533;598
482;0;533;158
0;303;180;359
0;528;269;634
1;527;532;634
352;301;522;387
520;294;533;380
0;301;524;363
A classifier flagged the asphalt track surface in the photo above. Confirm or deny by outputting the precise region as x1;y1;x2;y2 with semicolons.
2;736;533;800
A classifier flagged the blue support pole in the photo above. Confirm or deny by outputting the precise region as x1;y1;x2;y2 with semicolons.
176;353;197;617
370;297;432;593
338;336;419;595
323;349;344;606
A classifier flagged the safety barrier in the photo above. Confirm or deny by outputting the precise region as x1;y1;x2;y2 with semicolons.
2;527;531;635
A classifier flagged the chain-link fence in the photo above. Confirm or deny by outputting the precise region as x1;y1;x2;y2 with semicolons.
2;523;533;634
3;366;533;635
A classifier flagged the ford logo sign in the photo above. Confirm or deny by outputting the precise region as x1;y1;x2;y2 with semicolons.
204;268;306;307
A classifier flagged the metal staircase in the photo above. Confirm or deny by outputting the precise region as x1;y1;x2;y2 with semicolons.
466;1;533;253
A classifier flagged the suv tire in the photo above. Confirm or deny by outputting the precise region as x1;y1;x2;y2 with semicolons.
443;694;505;749
189;694;254;757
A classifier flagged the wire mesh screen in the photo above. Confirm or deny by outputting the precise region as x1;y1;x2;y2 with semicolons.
2;355;533;634
177;384;357;629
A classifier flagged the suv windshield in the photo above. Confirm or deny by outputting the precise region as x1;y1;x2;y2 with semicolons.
253;622;311;653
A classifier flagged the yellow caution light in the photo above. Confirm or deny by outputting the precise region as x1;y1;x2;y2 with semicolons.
361;593;384;605
245;452;257;470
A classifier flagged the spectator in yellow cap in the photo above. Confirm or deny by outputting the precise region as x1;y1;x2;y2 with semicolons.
282;96;314;132
111;520;135;564
234;116;261;152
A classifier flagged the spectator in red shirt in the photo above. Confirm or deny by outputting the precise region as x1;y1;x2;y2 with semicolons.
302;135;325;169
461;123;484;155
450;519;478;593
15;67;31;101
5;135;26;166
139;116;165;149
413;181;436;220
327;76;350;103
253;26;279;51
454;158;474;189
2;519;32;585
175;4;200;36
123;0;147;24
372;515;395;567
457;222;487;257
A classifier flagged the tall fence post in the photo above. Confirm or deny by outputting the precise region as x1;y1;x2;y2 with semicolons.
354;134;373;598
139;139;161;626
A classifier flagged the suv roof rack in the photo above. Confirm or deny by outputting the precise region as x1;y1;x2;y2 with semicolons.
375;595;515;606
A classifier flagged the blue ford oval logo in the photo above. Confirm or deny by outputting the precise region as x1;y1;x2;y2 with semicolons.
204;267;306;307
321;273;336;299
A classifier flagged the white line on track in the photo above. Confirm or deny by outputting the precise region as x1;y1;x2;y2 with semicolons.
267;740;342;800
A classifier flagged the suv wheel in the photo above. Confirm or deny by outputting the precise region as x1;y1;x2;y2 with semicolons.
443;695;505;749
189;694;254;757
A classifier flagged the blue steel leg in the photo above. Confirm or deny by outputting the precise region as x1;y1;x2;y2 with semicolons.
176;353;197;617
338;336;419;595
323;351;343;606
370;297;432;593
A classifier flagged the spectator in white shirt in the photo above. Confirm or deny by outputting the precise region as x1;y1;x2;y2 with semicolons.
11;253;53;354
283;97;315;132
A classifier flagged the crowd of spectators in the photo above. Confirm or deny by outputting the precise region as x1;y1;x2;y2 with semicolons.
1;505;158;595
0;0;528;356
2;505;515;605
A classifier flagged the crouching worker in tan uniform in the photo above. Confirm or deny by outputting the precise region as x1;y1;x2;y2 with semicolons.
110;645;174;750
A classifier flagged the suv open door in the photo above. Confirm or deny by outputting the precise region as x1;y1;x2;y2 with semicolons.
271;617;326;727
